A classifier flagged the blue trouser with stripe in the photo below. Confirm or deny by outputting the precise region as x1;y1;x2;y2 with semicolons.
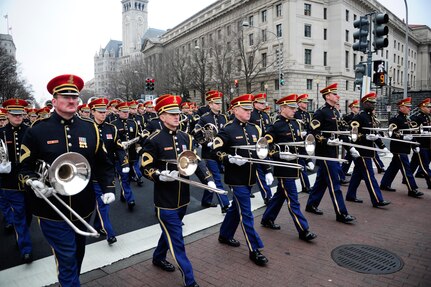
380;153;418;192
201;159;229;208
307;160;349;216
1;189;32;256
346;157;385;205
92;182;116;238
115;161;135;204
256;164;272;200
410;149;431;187
298;158;311;191
220;185;264;252
39;217;90;287
0;190;13;226
262;178;309;233
153;206;196;287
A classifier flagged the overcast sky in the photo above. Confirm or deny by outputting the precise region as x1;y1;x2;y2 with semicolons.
0;0;429;105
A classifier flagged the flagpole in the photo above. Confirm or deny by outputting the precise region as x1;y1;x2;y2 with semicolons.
4;14;9;34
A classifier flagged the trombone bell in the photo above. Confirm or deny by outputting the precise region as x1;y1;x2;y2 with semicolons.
177;150;198;176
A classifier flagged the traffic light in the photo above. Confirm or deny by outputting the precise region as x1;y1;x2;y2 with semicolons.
353;16;369;53
145;78;151;91
372;13;389;50
234;79;239;88
279;72;285;86
354;63;366;90
149;78;155;91
373;60;386;86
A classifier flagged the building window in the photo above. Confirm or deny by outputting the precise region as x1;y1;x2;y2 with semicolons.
353;53;357;67
227;25;231;36
217;29;222;40
345;30;349;42
261;10;267;22
324;51;327;66
275;79;280;91
305;49;312;65
227;41;231;50
323;28;327;40
248;15;254;26
346;80;349;90
353;14;357;21
261;29;267;42
398;42;400;50
276;4;282;17
304;24;311;37
393;40;396;48
276;24;282;37
248;33;254;46
345;9;349;21
345;51;349;68
401;44;404;52
262;53;267;68
323;8;327;19
237;59;242;72
304;3;311;16
306;79;313;90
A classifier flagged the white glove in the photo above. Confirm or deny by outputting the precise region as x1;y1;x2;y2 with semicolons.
300;131;307;138
159;170;179;182
366;134;379;141
207;181;217;193
135;146;142;154
413;147;420;153
228;155;247;166
403;134;413;141
265;173;274;185
0;161;11;174
122;167;130;173
382;147;390;155
101;192;115;204
350;147;360;159
307;161;315;171
279;152;297;161
327;138;342;146
207;142;213;148
26;179;54;198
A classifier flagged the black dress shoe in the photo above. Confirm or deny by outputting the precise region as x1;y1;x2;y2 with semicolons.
261;219;281;230
186;283;200;287
97;229;107;237
415;173;425;178
107;236;117;245
221;205;229;214
380;185;396;192
128;200;135;211
264;197;270;205
340;179;350;185
301;188;310;194
377;168;386;174
336;214;356;223
218;236;240;247
4;223;14;234
120;194;126;202
249;250;268;266
152;259;175;272
373;200;391;207
408;189;424;198
346;197;363;203
299;230;317;241
201;202;218;208
250;193;255;198
22;253;33;264
305;205;323;215
137;177;144;187
345;172;352;176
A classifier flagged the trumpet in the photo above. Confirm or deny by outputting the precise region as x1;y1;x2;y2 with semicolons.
193;123;218;144
121;136;141;150
158;150;228;195
27;152;99;237
320;126;359;142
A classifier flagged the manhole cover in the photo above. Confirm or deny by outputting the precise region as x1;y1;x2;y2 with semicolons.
331;244;404;274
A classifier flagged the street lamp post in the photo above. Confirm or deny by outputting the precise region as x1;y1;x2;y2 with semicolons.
242;21;282;99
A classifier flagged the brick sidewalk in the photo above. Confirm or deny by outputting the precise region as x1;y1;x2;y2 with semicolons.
81;172;431;287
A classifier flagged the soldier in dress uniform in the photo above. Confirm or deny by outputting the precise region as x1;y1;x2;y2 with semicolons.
0;108;13;233
110;102;139;210
140;94;215;287
409;98;431;189
380;97;424;198
0;108;8;127
196;91;213;116
142;100;156;124
260;94;317;241
294;93;314;193
106;99;120;123
305;83;357;223
143;99;163;133
89;97;128;245
19;74;116;286
0;99;33;263
27;108;38;124
128;100;145;186
212;94;272;266
249;93;273;204
77;103;91;119
37;106;51;119
340;100;360;177
344;92;391;207
193;91;230;213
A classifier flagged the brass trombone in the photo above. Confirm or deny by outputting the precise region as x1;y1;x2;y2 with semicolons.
27;152;99;237
157;150;228;195
320;126;358;142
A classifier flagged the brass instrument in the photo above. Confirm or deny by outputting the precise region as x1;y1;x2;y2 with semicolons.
158;150;228;195
121;136;141;150
277;134;316;156
320;126;359;142
27;152;98;237
0;132;11;174
194;123;219;144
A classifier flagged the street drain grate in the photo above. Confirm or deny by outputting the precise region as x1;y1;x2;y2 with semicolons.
331;244;404;274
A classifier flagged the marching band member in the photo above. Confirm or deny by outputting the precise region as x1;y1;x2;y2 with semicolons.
344;92;391;207
106;99;120;123
27;108;38;124
409;98;431;189
143;99;163;133
340;100;360;177
260;94;317;241
140;94;214;287
111;102;139;210
249;93;273;204
0;108;13;234
89;97;128;244
37;106;51;119
0;99;33;263
19;74;116;286
294;93;314;193
212;94;272;266
77;103;91;119
128;100;145;187
305;83;357;223
193;91;230;213
380;97;424;197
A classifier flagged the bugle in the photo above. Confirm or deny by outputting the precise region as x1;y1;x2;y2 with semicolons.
27;152;99;237
157;150;228;195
